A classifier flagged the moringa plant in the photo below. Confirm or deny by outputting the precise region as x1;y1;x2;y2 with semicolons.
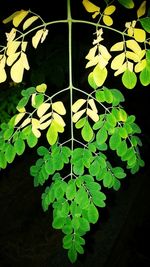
0;0;149;263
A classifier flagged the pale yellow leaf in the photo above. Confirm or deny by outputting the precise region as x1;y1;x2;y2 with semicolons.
137;1;146;18
127;61;134;72
111;52;125;70
103;15;113;26
72;99;86;113
37;103;51;118
36;83;47;93
98;55;109;68
72;109;86;123
110;41;124;52
0;67;7;83
53;112;66;127
93;63;108;86
93;35;104;45
53;120;64;133
6;41;21;56
134;59;146;72
14;112;26;125
20;52;30;70
88;99;97;113
31;93;36;107
52;101;66;115
31;118;40;128
39;119;51;130
114;62;127;76
41;29;49;43
7;52;20;66
86;108;99;122
99;44;111;60
126;39;142;55
134;28;146;43
5;28;16;42
85;45;97;61
21;41;28;52
20;118;31;128
32;29;43;49
3;10;22;24
13;10;29;27
139;50;146;60
10;58;24;83
32;127;41;138
23;15;38;30
40;112;52;123
126;51;139;62
104;5;116;15
82;0;100;13
85;55;99;68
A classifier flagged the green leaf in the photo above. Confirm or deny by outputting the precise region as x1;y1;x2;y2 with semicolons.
17;96;29;110
27;131;38;148
3;127;14;140
87;203;99;224
81;120;94;142
75;187;89;209
68;245;77;263
66;180;76;200
96;127;108;145
52;216;65;229
113;167;126;179
111;89;125;106
118;0;134;9
79;217;90;232
113;178;121;191
5;143;16;163
37;146;49;156
122;69;137;89
14;138;25;155
109;131;121;150
116;140;128;157
140;17;150;33
95;90;105;102
91;191;106;207
140;66;150;86
46;122;58;146
0;151;7;169
103;171;113;188
118;127;128;139
106;113;117;128
103;87;113;103
89;159;100;176
63;234;73;249
32;94;44;108
75;117;86;129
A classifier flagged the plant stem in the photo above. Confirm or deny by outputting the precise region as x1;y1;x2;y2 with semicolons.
67;0;74;178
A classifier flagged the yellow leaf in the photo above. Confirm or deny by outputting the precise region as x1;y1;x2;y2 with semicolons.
137;1;146;18
14;112;26;125
10;58;24;83
3;10;22;24
134;59;146;72
88;99;97;113
53;120;64;133
20;118;31;128
7;52;20;66
20;52;30;70
31;93;36;107
103;15;113;26
98;45;111;61
41;29;49;43
52;101;66;115
104;5;116;15
72;99;86;113
111;52;125;70
98;55;108;68
13;10;29;27
6;41;21;56
93;64;107;86
21;41;28;52
37;103;51;118
114;62;127;76
36;83;47;93
127;61;134;72
0;56;7;83
72;109;86;123
110;41;124;51
85;45;97;61
126;39;142;55
85;55;99;68
46;122;58;146
17;107;26;113
134;28;146;43
5;28;16;42
23;15;38;30
32;29;43;49
32;127;41;138
53;112;66;127
126;51;139;62
39;119;51;130
31;118;40;128
40;112;52;123
92;11;100;19
82;0;100;13
86;108;99;122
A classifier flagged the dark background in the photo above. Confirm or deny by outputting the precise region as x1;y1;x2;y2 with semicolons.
0;1;150;266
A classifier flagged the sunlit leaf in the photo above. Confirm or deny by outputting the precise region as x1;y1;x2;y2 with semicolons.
6;41;21;56
126;39;142;55
39;119;51;130
53;112;66;127
134;59;146;73
32;127;41;138
86;108;99;122
37;103;51;118
36;83;47;93
23;15;38;30
85;45;97;61
52;101;66;115
72;99;86;113
134;28;146;42
7;52;20;66
13;10;29;27
46;121;58;145
103;15;113;26
32;29;44;49
104;5;116;15
40;112;52;123
93;63;107;87
14;112;26;125
88;72;98;89
122;69;137;89
10;57;24;83
82;0;100;18
72;109;86;123
110;41;124;51
3;11;22;24
20;52;30;70
137;1;146;18
111;52;125;70
88;99;97;113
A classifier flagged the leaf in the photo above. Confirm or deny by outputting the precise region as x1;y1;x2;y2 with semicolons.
93;63;107;87
88;99;97;113
27;131;38;148
36;83;47;93
111;52;125;70
81;120;94;142
5;144;16;163
32;29;44;49
122;69;137;89
75;117;86;129
88;203;99;224
7;41;21;56
103;15;113;26
126;40;142;55
96;127;108;145
10;57;24;83
82;0;100;14
88;72;98;89
13;10;29;27
20;52;30;70
66;180;76;200
92;191;106;207
110;41;124;52
52;101;66;115
140;66;150;86
72;99;86;113
140;17;150;33
23;15;38;30
72;109;86;123
104;5;116;15
14;138;25;155
103;87;113;103
118;0;134;9
3;10;22;24
52;216;65;229
7;52;20;66
134;28;146;42
37;103;51;118
109;131;121;150
137;1;146;18
14;112;26;126
0;152;7;169
86;108;99;122
46;121;58;145
68;245;77;263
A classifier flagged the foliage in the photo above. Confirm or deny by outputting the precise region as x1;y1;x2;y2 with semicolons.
0;0;148;263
